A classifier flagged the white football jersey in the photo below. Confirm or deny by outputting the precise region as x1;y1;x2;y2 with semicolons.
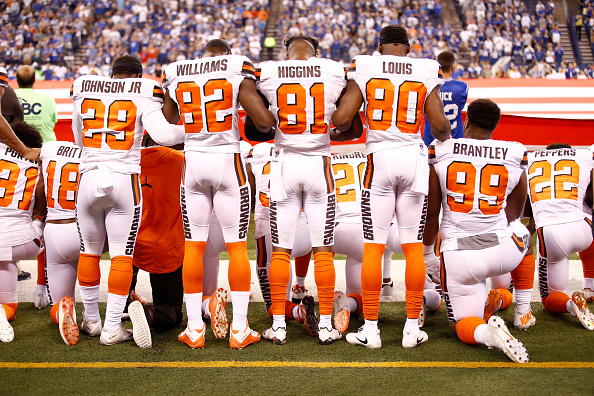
429;138;527;251
247;142;275;238
257;57;346;156
39;141;82;221
0;66;7;88
348;55;443;154
0;142;41;245
528;147;594;228
331;151;367;223
71;76;171;174
163;55;256;154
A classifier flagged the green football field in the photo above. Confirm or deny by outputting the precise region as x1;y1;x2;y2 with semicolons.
1;300;593;394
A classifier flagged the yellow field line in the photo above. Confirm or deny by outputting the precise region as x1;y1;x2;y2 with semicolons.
0;361;593;369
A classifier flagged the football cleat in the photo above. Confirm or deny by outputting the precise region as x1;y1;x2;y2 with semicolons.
483;289;502;321
571;291;594;330
209;288;229;339
229;323;260;350
332;291;350;333
58;296;79;346
583;288;594;303
513;308;536;330
418;297;427;328
178;324;206;349
34;284;50;309
381;280;394;297
262;326;287;345
291;284;307;304
129;301;151;348
318;327;342;345
79;319;102;337
0;304;14;343
484;315;529;363
301;293;319;337
99;326;133;346
402;328;428;349
346;326;381;349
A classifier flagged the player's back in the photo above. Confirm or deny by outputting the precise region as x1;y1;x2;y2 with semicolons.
258;57;346;156
429;138;527;250
423;78;468;145
0;142;40;244
162;55;255;153
331;151;366;223
70;75;165;174
348;55;443;153
39;141;81;221
528;147;594;228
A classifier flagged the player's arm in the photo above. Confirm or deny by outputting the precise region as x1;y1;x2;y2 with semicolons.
162;88;181;124
332;80;363;132
505;172;528;223
0;87;40;161
244;115;275;142
239;79;275;132
331;87;364;141
34;173;47;218
425;86;451;141
143;102;186;146
423;164;442;248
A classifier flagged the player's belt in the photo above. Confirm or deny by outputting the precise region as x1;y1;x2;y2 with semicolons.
456;233;499;250
46;218;77;224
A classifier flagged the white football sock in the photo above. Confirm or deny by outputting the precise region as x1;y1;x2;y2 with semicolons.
404;318;420;333
567;299;574;315
296;276;306;288
202;298;210;318
584;278;594;290
273;314;286;329
474;323;488;345
231;291;250;331
104;292;127;332
364;319;378;332
185;292;203;330
319;314;331;329
291;305;300;320
514;289;532;313
347;296;358;313
79;285;100;322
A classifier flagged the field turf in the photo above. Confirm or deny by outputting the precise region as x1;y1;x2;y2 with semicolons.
1;300;593;394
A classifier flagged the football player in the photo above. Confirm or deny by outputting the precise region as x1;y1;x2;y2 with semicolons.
424;99;530;363
0;121;45;342
162;39;275;349
423;50;468;146
333;25;450;349
528;142;594;330
71;55;185;346
256;35;362;345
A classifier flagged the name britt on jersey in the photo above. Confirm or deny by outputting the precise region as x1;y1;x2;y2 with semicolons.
382;61;413;75
278;65;321;78
80;80;142;94
175;59;228;76
452;142;509;160
56;145;82;158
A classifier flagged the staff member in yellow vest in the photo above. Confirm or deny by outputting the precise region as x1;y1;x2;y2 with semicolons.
15;65;57;143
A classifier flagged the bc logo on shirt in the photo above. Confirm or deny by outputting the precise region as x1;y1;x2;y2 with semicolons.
19;98;43;115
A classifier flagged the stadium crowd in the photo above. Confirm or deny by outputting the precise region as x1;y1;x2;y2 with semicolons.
0;0;593;80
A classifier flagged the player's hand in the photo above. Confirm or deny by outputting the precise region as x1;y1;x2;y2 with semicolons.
34;284;49;309
23;147;41;162
423;252;441;284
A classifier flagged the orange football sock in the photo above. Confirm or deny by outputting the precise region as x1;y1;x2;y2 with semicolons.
402;242;425;319
295;250;312;278
511;253;536;289
347;293;363;315
497;288;513;310
77;253;101;287
182;241;207;293
313;251;335;316
2;303;17;322
107;256;133;296
226;241;251;291
579;241;594;279
543;291;571;314
36;250;46;286
456;316;486;345
270;252;291;316
50;303;60;325
361;243;385;321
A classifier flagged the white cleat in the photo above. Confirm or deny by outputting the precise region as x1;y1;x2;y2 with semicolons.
262;326;287;345
484;316;529;363
80;319;102;337
332;291;350;333
0;305;14;343
58;296;79;345
513;308;536;330
99;326;133;346
318;327;342;345
402;329;428;349
571;291;594;330
129;301;152;348
346;326;381;349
